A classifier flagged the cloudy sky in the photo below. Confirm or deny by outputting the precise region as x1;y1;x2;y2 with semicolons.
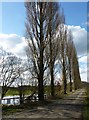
0;2;88;82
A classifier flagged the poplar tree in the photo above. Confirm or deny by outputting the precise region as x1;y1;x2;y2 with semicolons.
72;44;81;90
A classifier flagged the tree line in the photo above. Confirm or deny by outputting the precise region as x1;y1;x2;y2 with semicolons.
0;2;81;102
25;2;81;101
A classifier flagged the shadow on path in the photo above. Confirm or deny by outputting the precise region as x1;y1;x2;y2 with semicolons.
2;89;86;120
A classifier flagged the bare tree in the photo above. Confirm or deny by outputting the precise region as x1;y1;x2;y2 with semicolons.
58;24;68;94
72;44;81;90
58;26;81;93
25;2;52;101
66;30;73;92
0;48;21;98
47;3;61;97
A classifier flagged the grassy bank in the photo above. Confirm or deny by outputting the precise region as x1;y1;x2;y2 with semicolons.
2;100;53;116
5;86;36;96
4;82;75;97
5;85;61;96
83;97;89;120
82;82;89;120
2;105;24;115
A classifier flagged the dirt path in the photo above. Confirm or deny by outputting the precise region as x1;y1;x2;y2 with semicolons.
3;89;86;119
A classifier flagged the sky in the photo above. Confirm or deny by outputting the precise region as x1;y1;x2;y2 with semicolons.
0;2;88;82
60;2;87;29
1;2;26;35
1;2;87;35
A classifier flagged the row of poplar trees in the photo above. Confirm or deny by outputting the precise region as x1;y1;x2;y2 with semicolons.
25;2;81;101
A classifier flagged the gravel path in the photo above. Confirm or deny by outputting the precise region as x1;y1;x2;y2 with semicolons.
3;89;86;119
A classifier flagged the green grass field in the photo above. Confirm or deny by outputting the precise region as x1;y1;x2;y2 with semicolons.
5;86;36;96
5;85;60;96
5;83;74;97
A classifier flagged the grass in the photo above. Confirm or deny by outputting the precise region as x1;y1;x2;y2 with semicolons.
2;105;25;115
5;85;62;96
4;82;75;96
83;97;89;120
2;100;53;116
6;88;19;96
2;83;80;117
82;82;89;120
5;86;35;96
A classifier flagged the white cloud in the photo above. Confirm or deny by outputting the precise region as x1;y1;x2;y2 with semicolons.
68;25;87;56
80;72;87;82
79;65;87;82
0;25;87;58
78;55;87;82
0;25;87;82
0;34;27;58
79;55;87;63
68;25;87;82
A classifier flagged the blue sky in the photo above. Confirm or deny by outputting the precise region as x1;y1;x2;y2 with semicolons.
60;2;87;29
0;2;2;33
2;2;26;36
1;2;87;36
0;2;88;82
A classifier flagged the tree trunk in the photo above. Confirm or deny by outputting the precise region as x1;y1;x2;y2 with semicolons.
50;65;55;96
69;59;72;92
69;74;72;92
63;60;67;94
19;86;24;105
38;3;44;101
72;55;81;90
2;86;8;99
38;72;44;101
49;37;55;97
